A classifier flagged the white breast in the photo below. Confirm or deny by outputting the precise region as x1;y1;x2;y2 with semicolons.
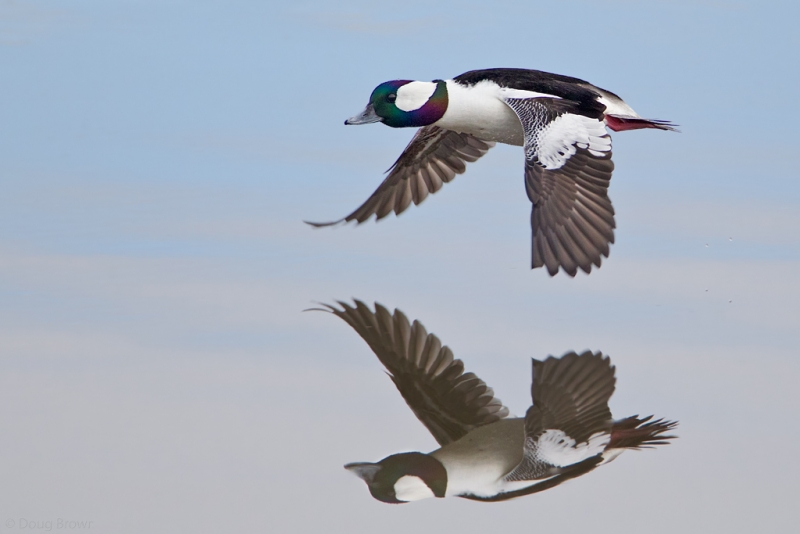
431;419;528;497
434;80;526;146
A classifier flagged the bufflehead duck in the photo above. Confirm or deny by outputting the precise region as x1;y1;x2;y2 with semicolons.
308;69;676;276
319;300;677;503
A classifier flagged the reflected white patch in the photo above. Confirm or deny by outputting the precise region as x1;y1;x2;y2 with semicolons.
536;430;609;467
600;448;625;465
437;454;514;498
535;114;611;169
395;81;437;112
393;475;435;501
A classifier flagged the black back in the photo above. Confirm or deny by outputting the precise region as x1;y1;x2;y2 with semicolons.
454;68;609;117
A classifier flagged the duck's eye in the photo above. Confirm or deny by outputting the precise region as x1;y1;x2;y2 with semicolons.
387;93;397;103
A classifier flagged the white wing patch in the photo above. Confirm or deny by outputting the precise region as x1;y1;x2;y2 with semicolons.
535;429;610;468
498;87;562;101
534;114;611;170
395;81;437;112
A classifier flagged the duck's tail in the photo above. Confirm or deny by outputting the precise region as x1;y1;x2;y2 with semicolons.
608;415;678;450
605;115;679;132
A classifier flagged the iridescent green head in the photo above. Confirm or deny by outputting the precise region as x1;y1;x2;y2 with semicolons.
345;79;449;128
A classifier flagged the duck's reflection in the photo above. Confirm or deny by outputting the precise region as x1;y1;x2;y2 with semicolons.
320;300;677;503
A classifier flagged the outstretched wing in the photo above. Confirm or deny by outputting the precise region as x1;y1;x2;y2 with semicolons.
505;351;615;481
502;96;616;277
321;300;509;446
306;127;494;226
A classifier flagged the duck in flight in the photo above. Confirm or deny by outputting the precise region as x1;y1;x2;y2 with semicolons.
317;300;677;503
307;68;676;276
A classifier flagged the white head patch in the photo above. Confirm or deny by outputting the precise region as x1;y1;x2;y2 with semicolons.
395;81;437;112
393;475;436;502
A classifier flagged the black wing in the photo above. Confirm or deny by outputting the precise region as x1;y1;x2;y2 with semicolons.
306;127;494;226
321;300;509;446
505;351;615;481
502;97;616;277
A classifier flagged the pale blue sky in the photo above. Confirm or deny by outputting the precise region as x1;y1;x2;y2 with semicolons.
1;1;799;533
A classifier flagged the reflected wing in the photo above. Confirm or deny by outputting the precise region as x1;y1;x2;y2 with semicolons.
322;300;509;446
502;97;616;277
505;351;615;481
307;127;494;226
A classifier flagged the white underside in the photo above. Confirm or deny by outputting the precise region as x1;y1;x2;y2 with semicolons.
431;419;529;498
442;458;526;497
434;80;526;146
393;469;539;501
